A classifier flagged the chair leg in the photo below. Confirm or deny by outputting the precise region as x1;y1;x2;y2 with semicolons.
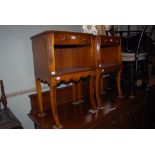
0;80;7;109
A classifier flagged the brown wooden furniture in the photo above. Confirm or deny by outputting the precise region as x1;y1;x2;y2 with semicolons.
31;31;97;128
0;80;22;129
28;87;147;129
93;36;123;109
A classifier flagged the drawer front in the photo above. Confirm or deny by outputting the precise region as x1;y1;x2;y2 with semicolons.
113;37;120;46
101;36;120;46
54;33;91;45
101;36;109;46
102;65;120;73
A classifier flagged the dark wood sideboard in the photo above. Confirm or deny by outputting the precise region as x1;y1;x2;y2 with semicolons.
28;85;149;129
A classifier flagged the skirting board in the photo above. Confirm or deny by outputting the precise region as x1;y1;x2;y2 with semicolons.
1;84;72;99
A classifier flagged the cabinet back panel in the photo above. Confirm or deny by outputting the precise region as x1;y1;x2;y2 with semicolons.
55;46;93;70
101;47;118;64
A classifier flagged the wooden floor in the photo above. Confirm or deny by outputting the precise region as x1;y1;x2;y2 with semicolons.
28;87;151;129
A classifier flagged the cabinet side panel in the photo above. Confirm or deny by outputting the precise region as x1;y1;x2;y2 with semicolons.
93;36;101;68
100;47;118;64
31;35;50;82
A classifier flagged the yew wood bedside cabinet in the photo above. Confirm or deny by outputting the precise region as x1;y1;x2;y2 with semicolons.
31;31;97;128
93;35;123;109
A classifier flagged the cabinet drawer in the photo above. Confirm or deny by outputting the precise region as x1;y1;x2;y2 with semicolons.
54;33;91;45
113;37;120;46
101;36;120;46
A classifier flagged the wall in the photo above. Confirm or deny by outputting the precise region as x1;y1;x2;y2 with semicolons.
0;25;82;128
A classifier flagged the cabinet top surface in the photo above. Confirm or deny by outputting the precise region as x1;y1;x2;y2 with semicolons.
31;30;92;39
31;30;121;39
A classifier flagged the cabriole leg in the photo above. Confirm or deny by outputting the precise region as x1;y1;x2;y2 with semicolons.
77;80;84;103
35;79;46;117
89;76;98;114
50;79;62;129
72;82;78;105
96;72;104;109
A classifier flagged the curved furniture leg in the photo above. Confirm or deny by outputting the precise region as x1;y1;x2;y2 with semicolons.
35;79;46;117
50;78;62;129
72;82;78;105
89;76;98;114
96;72;104;109
117;69;124;98
77;80;84;103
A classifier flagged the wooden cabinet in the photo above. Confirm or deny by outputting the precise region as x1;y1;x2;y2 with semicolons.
93;35;123;109
31;31;97;128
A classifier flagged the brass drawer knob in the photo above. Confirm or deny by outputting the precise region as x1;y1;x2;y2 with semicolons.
109;39;113;42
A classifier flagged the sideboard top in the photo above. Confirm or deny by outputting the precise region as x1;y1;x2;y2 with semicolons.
30;30;92;39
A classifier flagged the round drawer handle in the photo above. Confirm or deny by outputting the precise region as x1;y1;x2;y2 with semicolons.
110;39;113;42
71;36;76;40
102;69;104;72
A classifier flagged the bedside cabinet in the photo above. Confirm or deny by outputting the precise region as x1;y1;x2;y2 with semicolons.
93;35;123;108
31;31;97;128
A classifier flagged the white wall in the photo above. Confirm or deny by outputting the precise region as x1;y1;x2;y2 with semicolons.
0;25;82;128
